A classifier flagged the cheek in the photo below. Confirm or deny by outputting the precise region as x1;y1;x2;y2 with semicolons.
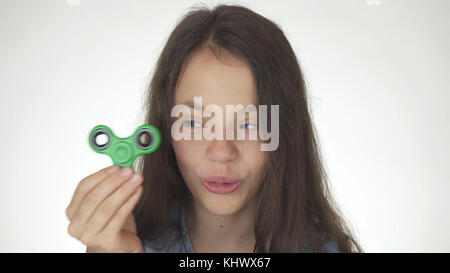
251;153;268;181
172;140;203;177
173;141;192;166
240;142;268;181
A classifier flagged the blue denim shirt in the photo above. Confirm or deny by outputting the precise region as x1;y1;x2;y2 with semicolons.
139;200;340;253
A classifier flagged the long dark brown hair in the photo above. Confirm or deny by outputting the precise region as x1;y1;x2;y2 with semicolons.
133;3;362;253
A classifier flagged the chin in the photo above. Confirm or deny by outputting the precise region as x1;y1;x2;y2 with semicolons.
201;195;244;216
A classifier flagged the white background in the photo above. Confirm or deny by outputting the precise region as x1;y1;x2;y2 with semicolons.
0;0;449;252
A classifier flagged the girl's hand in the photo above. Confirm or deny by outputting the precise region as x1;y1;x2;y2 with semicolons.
65;165;144;253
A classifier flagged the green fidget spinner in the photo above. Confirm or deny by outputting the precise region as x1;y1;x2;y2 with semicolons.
88;124;161;168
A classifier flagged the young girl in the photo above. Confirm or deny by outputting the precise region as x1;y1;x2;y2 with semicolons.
66;4;362;253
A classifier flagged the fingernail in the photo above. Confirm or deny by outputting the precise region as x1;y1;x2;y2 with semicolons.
120;167;132;177
129;174;141;184
107;165;119;174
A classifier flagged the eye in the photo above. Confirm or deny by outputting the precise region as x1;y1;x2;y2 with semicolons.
183;120;202;128
239;123;257;130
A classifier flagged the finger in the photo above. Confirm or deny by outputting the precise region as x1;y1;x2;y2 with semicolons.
66;165;120;220
122;211;137;234
103;185;143;235
71;167;134;225
83;173;143;235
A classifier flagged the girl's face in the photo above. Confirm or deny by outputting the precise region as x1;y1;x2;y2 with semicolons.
172;47;268;216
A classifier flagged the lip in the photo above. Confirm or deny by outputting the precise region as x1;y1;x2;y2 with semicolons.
201;176;241;194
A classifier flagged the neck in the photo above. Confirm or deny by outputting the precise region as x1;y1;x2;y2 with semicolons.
185;194;259;253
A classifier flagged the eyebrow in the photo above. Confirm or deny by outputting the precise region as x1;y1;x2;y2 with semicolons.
180;101;257;113
181;101;203;111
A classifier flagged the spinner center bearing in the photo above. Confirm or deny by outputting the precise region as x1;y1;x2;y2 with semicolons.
114;142;133;164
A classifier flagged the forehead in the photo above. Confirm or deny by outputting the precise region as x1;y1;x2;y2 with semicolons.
174;47;257;106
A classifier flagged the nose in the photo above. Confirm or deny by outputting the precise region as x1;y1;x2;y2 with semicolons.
206;139;238;163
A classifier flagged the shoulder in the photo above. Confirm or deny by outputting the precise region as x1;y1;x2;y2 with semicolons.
302;238;340;253
321;239;340;253
139;228;193;253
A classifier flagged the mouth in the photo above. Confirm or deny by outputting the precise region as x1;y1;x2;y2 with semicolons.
201;176;241;194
